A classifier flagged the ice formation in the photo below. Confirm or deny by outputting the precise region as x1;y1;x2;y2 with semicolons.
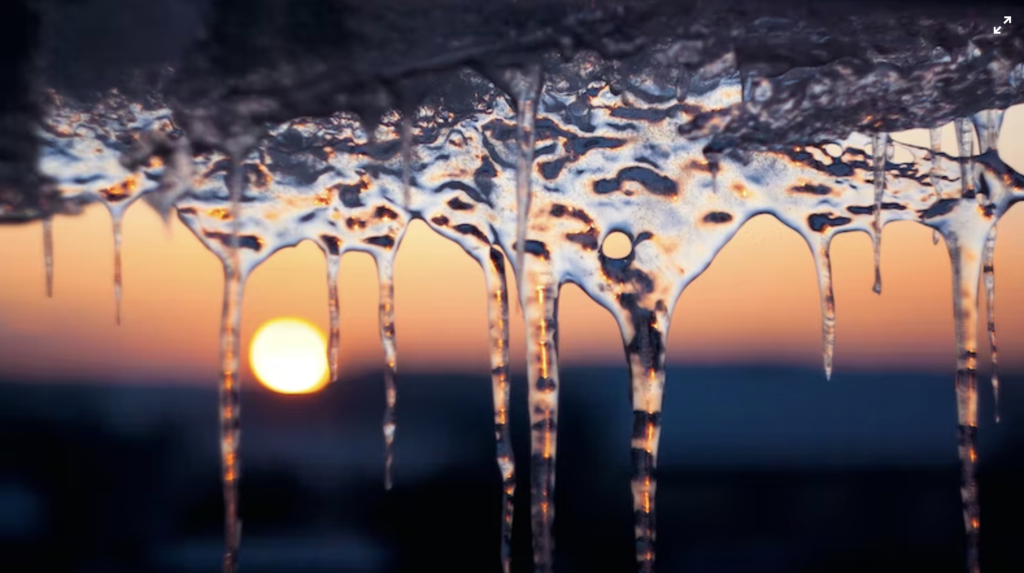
6;2;1024;572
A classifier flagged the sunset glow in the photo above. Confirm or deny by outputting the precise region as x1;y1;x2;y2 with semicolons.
249;318;329;394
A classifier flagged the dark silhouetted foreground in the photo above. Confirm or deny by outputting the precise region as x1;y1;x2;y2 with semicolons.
1;366;1022;572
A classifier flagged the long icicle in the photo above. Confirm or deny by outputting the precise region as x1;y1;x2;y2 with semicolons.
483;247;516;573
524;278;560;573
514;65;544;296
326;247;341;383
220;155;246;573
813;235;836;380
982;227;999;423
972;109;1004;423
623;306;670;572
112;210;124;325
374;255;399;491
43;216;54;297
871;132;888;294
948;230;984;573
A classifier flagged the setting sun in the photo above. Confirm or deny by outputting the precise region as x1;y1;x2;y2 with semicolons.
249;318;329;394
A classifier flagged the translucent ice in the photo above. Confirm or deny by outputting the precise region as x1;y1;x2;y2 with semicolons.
32;49;1024;573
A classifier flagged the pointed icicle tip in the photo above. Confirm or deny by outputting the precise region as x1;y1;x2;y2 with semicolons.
814;236;837;381
622;310;669;573
948;229;983;573
218;151;250;573
482;247;516;573
218;259;247;573
525;279;560;573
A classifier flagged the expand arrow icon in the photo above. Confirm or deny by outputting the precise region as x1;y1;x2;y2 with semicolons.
1006;16;1012;24
994;26;1002;34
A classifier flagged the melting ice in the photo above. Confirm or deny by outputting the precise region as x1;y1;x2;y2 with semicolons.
34;48;1024;573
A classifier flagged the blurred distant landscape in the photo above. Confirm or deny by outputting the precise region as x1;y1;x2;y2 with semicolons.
2;365;1023;573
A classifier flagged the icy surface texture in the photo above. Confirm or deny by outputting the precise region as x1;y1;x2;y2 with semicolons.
11;1;1024;572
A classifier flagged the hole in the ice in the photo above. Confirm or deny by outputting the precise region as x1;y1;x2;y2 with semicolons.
601;231;633;259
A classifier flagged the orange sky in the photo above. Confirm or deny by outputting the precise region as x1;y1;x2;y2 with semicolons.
1;109;1024;385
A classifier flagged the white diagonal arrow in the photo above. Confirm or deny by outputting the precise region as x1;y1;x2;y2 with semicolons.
1005;16;1012;24
994;26;1002;34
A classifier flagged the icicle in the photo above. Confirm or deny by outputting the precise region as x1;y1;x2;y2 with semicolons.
971;109;1006;208
483;247;516;573
374;255;399;491
112;211;124;325
955;118;974;196
220;156;247;573
130;127;194;227
948;230;985;573
43;217;54;298
870;133;888;294
523;277;560;573
514;65;544;295
621;306;670;572
929;127;943;153
326;251;341;382
983;227;999;423
812;235;836;380
929;127;943;204
972;109;1005;154
400;114;414;209
928;128;944;249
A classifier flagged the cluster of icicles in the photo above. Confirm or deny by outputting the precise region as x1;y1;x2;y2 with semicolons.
35;59;1024;573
